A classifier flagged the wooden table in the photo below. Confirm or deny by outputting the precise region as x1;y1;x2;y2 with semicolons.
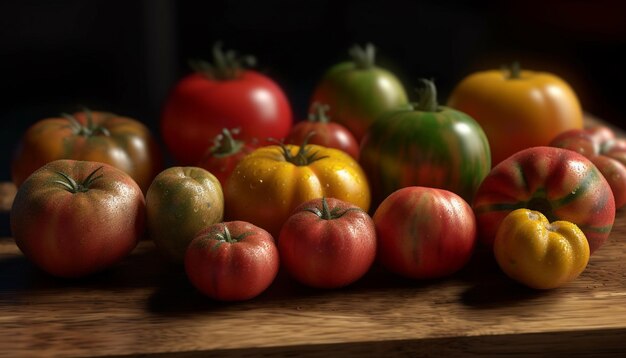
3;118;626;357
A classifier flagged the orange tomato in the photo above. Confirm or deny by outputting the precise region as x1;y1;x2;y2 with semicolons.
447;63;583;165
224;139;370;237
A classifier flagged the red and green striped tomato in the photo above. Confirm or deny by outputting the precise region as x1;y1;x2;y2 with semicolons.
310;43;408;141
472;146;615;254
359;80;491;209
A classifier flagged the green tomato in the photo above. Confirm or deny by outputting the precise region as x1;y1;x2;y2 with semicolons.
145;166;224;263
310;43;408;141
360;79;491;209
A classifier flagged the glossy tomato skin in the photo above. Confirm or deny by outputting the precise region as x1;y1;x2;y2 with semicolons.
196;129;256;188
11;110;163;193
373;186;477;279
145;166;224;263
472;146;615;254
286;120;359;160
360;105;491;209
550;126;626;208
278;197;376;288
10;160;146;278
225;144;371;238
185;221;279;301
161;71;292;165
310;61;408;141
447;68;583;165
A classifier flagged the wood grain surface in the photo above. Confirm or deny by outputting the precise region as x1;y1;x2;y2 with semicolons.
2;116;626;357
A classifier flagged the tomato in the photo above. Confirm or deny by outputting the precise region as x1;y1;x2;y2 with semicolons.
473;146;615;254
550;125;626;208
447;62;584;165
360;79;491;208
278;197;376;288
286;103;359;160
494;209;590;290
10;160;145;278
145;166;224;263
373;186;477;279
225;137;371;238
185;221;279;301
161;43;292;165
196;128;256;187
310;43;408;141
11;109;163;193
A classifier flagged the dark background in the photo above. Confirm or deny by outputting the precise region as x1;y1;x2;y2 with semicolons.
1;0;625;181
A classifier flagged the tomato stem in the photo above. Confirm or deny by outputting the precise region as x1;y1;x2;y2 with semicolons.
349;43;376;70
308;102;331;123
210;128;245;158
188;42;256;81
271;132;329;166
215;225;252;243
412;78;439;112
62;108;111;137
504;61;522;79
53;166;104;193
304;197;363;220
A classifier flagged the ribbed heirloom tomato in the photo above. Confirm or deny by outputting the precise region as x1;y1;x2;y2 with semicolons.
447;63;583;165
225;135;370;238
10;160;146;278
161;43;292;165
11;109;162;193
473;146;615;254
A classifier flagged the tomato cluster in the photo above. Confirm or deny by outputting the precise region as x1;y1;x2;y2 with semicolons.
9;42;618;297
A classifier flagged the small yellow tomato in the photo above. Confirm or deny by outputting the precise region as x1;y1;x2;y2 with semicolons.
494;208;590;290
225;139;370;238
447;63;583;165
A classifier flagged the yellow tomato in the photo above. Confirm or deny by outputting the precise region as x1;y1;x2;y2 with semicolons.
494;208;590;290
447;64;583;165
224;141;370;237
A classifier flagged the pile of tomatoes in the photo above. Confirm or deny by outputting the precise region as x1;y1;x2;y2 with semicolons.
9;43;625;299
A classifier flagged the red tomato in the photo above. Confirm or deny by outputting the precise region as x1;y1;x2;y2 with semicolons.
10;160;146;278
161;44;292;165
11;109;162;193
196;128;256;187
285;103;360;160
472;146;615;254
185;221;279;301
373;186;477;279
550;125;626;209
278;197;376;288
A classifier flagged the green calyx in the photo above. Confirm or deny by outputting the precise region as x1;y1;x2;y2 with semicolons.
349;43;376;70
210;128;245;158
63;108;111;137
409;78;439;112
304;197;361;220
272;132;328;166
214;225;252;244
503;61;522;79
53;166;104;193
189;42;256;80
308;103;331;123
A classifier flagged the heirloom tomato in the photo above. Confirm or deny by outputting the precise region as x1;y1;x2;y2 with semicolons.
550;125;626;208
185;221;279;301
145;166;224;263
473;146;615;254
161;43;292;165
10;160;145;278
197;128;256;187
286;103;359;160
310;43;408;141
225;135;370;238
447;62;584;165
373;186;477;279
11;109;162;193
360;79;491;208
278;197;376;288
494;208;589;290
